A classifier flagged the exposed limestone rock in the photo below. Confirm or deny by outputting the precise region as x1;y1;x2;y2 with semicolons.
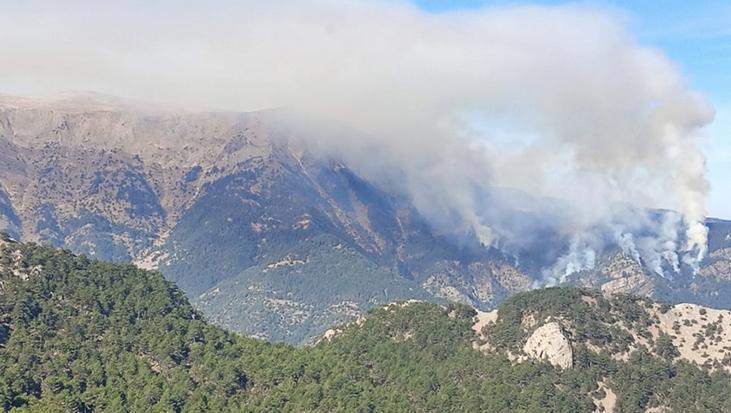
701;248;731;280
421;271;474;305
421;259;534;308
650;302;731;369
487;262;533;294
321;328;338;341
564;252;656;298
598;253;655;296
521;312;539;329
385;299;423;310
600;274;654;296
522;322;573;369
593;380;616;413
472;309;499;352
266;254;307;269
0;244;42;282
645;406;671;413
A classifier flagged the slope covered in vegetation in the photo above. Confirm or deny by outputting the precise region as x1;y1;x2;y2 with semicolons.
1;237;730;412
4;95;731;346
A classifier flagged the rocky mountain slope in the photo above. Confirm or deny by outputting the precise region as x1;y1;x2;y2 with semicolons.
1;94;731;343
474;288;731;371
2;239;730;412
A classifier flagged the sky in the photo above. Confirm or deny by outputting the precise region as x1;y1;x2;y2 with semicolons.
414;0;731;217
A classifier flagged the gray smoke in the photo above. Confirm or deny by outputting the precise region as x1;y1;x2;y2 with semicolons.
0;0;715;276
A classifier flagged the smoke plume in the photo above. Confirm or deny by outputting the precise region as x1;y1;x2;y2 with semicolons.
0;0;715;276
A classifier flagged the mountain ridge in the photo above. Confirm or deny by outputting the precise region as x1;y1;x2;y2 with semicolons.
2;238;731;412
1;94;731;343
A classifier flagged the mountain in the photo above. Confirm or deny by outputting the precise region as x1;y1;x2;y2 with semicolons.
1;94;731;343
1;238;730;412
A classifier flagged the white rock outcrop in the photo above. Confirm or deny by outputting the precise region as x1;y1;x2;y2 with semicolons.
523;322;573;369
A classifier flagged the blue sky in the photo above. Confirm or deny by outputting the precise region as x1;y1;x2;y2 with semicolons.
415;0;731;218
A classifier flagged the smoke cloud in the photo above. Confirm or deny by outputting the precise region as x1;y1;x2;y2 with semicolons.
0;0;715;276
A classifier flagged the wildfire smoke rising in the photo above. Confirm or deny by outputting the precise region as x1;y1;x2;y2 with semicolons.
0;0;715;276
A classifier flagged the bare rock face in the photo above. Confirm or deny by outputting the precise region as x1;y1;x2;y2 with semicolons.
651;303;731;369
601;254;654;295
702;248;731;281
523;322;573;369
420;260;533;308
565;252;656;297
601;274;654;296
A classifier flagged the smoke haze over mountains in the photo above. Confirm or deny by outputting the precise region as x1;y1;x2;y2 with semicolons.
0;0;716;278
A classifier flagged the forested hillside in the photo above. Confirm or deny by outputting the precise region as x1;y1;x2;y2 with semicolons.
3;96;731;345
1;237;730;412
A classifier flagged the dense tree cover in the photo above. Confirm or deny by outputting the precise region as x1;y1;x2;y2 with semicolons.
485;288;655;354
1;240;730;412
195;234;433;344
0;241;255;412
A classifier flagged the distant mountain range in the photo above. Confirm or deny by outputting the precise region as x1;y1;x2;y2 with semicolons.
1;94;731;343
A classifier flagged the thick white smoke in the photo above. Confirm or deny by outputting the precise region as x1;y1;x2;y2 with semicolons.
0;0;715;276
543;209;686;283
